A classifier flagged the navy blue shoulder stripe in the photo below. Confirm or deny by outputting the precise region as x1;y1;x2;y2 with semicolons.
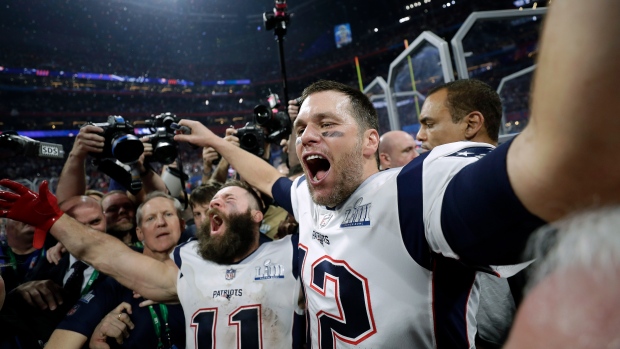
445;146;493;158
272;177;294;215
296;175;306;188
397;151;432;270
173;238;195;269
441;139;546;266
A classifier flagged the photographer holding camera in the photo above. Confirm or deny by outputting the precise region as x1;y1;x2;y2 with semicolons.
56;118;166;249
55;119;168;213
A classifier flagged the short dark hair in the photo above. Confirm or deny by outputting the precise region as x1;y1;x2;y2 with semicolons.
189;182;223;209
301;80;380;166
219;180;264;213
427;79;502;141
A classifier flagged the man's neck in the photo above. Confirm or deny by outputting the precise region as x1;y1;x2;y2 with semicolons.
470;134;497;146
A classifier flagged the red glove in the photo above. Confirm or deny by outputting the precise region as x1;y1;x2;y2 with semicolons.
0;180;64;249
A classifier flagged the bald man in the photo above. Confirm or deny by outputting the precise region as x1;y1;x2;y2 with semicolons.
378;130;419;170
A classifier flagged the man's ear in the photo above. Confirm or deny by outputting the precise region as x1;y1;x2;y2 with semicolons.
252;209;264;224
379;152;390;169
363;129;380;158
136;227;145;242
463;112;485;140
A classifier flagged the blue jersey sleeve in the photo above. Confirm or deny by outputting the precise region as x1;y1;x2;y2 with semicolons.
271;177;294;214
56;277;122;337
441;139;546;266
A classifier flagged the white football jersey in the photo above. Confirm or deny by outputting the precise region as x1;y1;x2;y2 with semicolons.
284;142;508;348
174;236;302;349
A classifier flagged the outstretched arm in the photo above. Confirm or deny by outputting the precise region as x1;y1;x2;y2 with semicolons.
133;140;169;204
507;0;620;221
50;214;179;302
56;125;105;203
174;120;284;197
0;180;178;302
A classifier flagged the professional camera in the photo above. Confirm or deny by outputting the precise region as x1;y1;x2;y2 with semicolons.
237;93;292;157
88;115;143;164
0;132;65;159
236;122;267;158
143;112;180;165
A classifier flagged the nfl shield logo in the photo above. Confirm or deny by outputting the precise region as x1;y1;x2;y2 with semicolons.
225;268;236;280
319;213;334;228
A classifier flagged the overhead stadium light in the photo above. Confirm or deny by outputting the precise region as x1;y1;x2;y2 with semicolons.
399;16;410;23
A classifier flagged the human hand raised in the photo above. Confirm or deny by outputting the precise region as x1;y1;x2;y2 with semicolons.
0;180;64;248
71;124;105;159
173;119;220;148
136;138;154;173
223;127;240;147
288;98;301;121
202;147;219;169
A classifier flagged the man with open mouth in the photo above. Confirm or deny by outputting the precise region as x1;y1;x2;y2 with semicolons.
0;181;303;349
169;4;620;344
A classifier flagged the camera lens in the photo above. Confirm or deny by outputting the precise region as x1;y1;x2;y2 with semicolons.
153;141;178;165
241;133;258;150
253;105;272;125
111;134;144;163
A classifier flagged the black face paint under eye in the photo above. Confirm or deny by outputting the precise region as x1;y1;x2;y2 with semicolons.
321;131;344;137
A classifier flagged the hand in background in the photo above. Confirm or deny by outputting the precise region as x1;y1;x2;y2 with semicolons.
70;125;105;159
46;241;67;265
12;279;63;310
89;302;135;348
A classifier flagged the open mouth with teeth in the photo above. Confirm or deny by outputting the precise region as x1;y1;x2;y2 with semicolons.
209;211;226;235
304;154;331;183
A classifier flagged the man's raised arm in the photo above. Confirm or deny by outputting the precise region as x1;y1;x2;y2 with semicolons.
0;180;178;303
507;0;620;222
174;119;284;197
56;125;105;203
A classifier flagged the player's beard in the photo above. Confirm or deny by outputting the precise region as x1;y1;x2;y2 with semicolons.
197;208;257;264
308;137;364;208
